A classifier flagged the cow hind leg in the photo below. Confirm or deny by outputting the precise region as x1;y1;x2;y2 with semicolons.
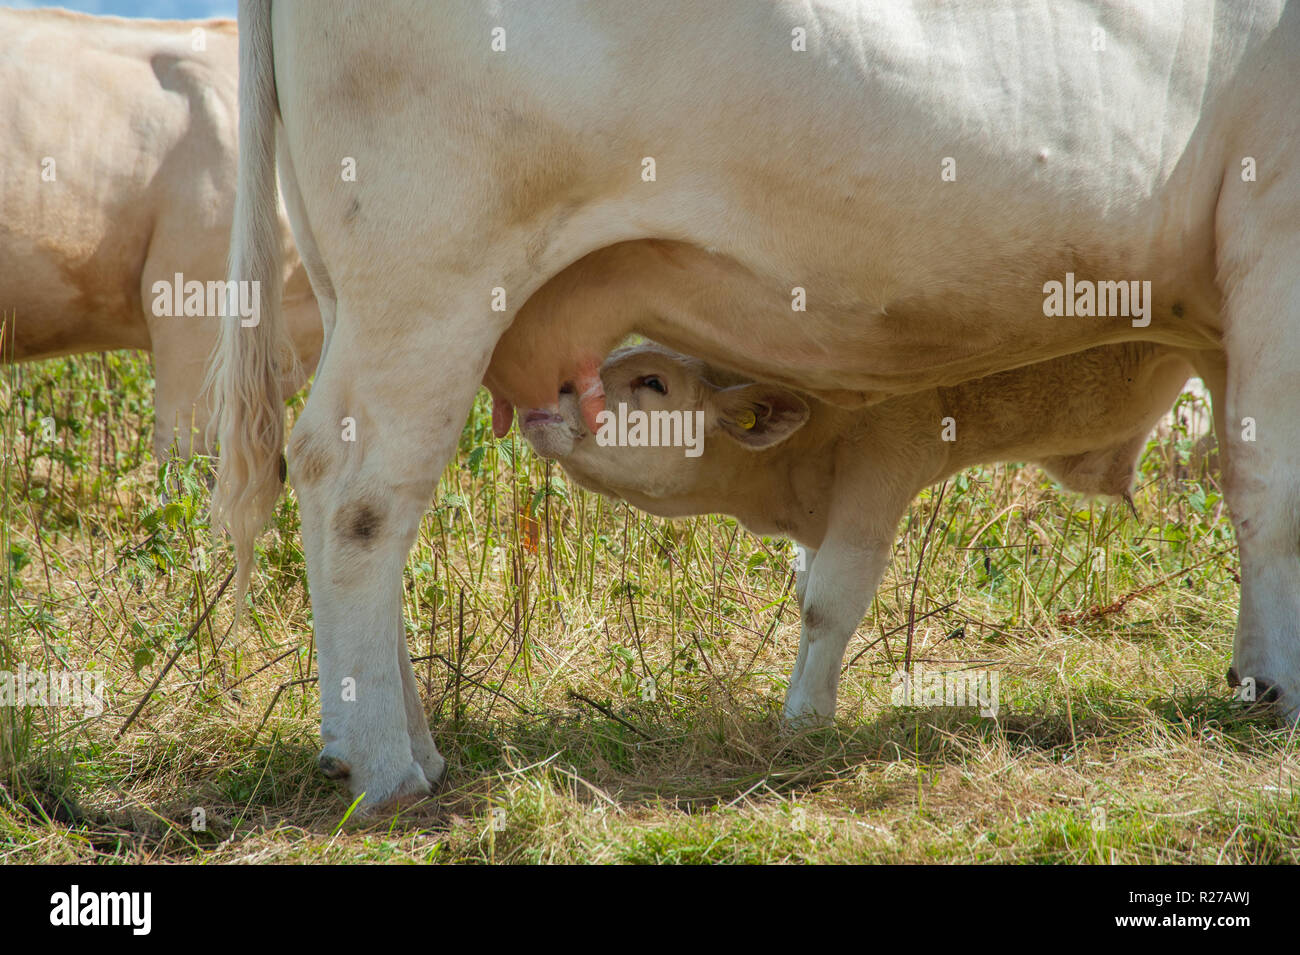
1219;243;1300;720
289;304;494;807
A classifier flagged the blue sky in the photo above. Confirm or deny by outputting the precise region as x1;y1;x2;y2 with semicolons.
10;0;237;19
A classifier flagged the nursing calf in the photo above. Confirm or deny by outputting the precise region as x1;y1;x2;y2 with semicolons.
521;341;1194;720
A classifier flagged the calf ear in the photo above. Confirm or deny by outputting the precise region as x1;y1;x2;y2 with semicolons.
711;384;810;449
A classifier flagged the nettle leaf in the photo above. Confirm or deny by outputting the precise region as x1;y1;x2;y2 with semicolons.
466;444;489;478
8;542;30;575
132;648;155;675
529;477;569;517
161;500;187;528
529;486;547;516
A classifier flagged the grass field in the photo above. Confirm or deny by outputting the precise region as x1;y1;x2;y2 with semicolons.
3;346;1297;864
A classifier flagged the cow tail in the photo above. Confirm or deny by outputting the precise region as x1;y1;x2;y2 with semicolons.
206;0;291;621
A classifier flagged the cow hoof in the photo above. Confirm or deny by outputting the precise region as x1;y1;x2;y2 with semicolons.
415;748;447;788
319;747;435;810
353;761;433;814
407;729;448;787
318;752;352;779
1226;667;1295;719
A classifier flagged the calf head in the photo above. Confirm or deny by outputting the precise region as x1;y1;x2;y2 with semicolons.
520;343;810;506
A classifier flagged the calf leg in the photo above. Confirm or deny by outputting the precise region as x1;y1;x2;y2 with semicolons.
784;534;891;722
786;545;816;709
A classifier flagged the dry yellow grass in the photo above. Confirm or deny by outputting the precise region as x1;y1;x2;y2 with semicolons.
2;351;1296;863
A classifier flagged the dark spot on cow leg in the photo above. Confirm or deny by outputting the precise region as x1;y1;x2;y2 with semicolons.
343;196;360;222
803;606;822;631
1172;302;1185;318
336;501;383;546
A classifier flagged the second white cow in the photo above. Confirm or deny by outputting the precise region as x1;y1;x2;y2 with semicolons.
521;341;1194;720
0;9;321;459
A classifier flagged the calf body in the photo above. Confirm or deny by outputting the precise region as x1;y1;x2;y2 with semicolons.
0;9;321;458
522;341;1194;719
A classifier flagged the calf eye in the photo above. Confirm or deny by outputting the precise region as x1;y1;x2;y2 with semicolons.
636;375;668;395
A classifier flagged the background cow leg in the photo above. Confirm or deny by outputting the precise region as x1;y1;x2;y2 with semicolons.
1219;240;1300;720
1188;350;1228;478
148;318;214;460
793;546;817;611
288;299;498;807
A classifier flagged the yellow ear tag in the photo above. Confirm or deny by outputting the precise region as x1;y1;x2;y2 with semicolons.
736;409;757;430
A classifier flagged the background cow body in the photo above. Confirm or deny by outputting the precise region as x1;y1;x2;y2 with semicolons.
0;8;321;459
521;340;1194;721
214;0;1300;807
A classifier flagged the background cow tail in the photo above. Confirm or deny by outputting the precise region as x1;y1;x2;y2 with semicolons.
206;0;293;616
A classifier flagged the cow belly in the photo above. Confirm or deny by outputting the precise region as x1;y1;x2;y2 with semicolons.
648;273;1213;397
512;237;1220;402
0;227;153;360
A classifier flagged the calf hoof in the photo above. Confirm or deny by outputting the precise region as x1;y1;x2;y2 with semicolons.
781;696;835;731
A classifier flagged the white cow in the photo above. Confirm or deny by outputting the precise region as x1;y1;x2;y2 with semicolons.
520;340;1193;721
213;0;1300;807
0;8;321;459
